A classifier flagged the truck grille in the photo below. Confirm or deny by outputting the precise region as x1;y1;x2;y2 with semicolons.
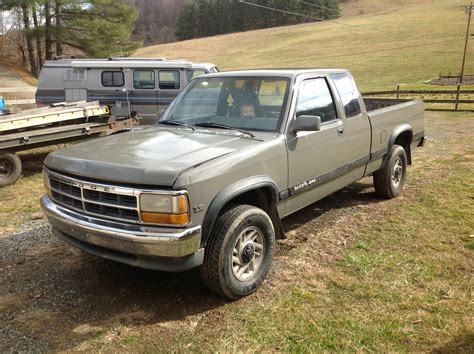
48;172;140;222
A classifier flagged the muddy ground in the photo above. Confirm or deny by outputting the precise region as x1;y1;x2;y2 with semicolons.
0;113;473;351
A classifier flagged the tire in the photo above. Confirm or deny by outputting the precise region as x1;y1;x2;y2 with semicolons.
0;153;22;187
373;144;407;198
200;204;275;299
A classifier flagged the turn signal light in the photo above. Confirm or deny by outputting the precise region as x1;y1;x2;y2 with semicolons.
140;212;189;225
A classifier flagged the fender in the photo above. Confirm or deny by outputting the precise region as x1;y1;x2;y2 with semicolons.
385;123;413;164
201;175;283;246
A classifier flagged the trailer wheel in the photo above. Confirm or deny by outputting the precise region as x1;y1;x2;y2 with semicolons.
0;153;22;187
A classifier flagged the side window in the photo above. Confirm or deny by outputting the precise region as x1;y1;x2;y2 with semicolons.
101;71;124;87
331;73;361;118
159;70;180;90
64;68;86;81
296;78;338;123
186;70;206;82
133;70;155;89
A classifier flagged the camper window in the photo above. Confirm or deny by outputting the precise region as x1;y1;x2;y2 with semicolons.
101;71;124;87
64;68;86;81
159;70;180;90
133;70;155;89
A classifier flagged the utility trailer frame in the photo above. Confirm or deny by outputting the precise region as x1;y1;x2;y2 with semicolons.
0;101;139;186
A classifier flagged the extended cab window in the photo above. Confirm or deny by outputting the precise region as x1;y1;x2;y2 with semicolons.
296;78;338;123
133;70;155;89
331;73;362;118
159;70;180;90
101;71;124;87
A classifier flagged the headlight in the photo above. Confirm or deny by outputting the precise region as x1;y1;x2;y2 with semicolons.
43;169;52;198
139;193;189;225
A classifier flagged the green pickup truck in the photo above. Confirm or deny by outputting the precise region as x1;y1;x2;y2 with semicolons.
41;69;425;299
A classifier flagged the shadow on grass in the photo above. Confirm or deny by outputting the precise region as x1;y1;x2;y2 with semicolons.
18;151;52;177
431;333;474;353
282;179;384;233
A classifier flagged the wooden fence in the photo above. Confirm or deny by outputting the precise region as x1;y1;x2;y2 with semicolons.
362;85;474;112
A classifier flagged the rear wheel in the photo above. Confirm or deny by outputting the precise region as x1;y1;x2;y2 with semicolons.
0;153;22;187
200;204;275;299
373;144;407;198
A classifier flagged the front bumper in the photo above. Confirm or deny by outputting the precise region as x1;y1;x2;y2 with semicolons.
41;195;204;271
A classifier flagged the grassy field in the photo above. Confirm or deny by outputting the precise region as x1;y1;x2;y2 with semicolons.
136;0;473;92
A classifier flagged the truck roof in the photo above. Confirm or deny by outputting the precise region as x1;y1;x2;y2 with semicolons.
42;58;216;70
203;68;349;79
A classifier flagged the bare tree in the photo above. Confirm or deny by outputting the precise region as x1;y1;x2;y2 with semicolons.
45;0;52;60
32;3;43;68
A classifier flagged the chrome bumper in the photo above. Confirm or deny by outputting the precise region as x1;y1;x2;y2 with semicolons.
41;195;203;270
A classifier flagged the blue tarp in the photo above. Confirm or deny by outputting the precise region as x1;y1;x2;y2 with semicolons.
0;96;4;112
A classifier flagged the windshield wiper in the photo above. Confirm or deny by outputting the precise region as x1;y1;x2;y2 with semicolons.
195;122;255;138
158;120;195;131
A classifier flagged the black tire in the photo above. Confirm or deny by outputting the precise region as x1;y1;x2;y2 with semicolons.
0;153;22;187
373;144;407;198
200;204;275;300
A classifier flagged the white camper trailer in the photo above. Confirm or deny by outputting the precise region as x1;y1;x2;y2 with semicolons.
36;57;219;124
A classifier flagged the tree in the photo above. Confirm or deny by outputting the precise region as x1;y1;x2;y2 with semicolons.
59;0;140;57
1;0;140;76
175;0;340;41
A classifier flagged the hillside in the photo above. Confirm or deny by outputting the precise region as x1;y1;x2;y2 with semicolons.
135;0;472;91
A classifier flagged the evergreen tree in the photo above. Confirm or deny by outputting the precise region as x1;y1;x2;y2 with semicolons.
175;0;340;41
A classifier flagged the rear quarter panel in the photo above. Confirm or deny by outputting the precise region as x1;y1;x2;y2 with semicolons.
366;100;424;173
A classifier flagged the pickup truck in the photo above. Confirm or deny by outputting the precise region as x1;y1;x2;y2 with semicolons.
41;69;425;299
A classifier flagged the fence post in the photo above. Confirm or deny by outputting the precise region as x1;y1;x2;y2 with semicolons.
396;84;400;100
455;84;461;111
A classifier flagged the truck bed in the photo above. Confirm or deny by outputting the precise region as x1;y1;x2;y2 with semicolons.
366;99;424;169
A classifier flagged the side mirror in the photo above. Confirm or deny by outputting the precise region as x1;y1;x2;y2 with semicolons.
291;115;321;133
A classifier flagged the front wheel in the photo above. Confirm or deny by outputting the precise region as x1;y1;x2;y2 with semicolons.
373;144;407;198
200;204;275;299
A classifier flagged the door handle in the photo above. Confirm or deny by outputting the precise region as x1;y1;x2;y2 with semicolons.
337;127;345;136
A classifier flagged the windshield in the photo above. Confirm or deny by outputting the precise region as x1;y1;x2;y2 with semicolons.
159;76;290;133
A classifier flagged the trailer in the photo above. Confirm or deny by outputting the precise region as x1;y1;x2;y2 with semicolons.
0;101;139;187
35;57;219;124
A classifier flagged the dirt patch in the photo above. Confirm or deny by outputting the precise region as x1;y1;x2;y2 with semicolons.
0;57;37;87
0;113;473;351
426;75;474;86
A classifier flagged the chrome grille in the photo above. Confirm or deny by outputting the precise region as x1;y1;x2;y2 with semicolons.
48;171;140;223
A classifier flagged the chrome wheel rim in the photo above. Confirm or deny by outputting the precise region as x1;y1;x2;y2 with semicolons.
232;226;264;281
392;157;403;188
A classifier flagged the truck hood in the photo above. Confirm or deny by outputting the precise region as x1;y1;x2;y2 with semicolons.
45;127;263;186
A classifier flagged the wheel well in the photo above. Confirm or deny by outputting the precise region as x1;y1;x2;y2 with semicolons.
394;131;412;165
227;187;273;213
221;186;285;240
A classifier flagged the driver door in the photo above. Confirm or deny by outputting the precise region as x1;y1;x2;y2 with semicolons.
285;77;350;215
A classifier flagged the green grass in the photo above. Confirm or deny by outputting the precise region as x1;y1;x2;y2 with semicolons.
136;0;473;91
157;155;473;352
0;146;58;236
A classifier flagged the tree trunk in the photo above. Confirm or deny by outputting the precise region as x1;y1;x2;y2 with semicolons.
20;3;38;76
55;0;63;57
45;0;53;60
32;5;43;68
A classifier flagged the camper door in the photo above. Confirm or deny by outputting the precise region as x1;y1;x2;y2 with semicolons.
157;69;182;114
